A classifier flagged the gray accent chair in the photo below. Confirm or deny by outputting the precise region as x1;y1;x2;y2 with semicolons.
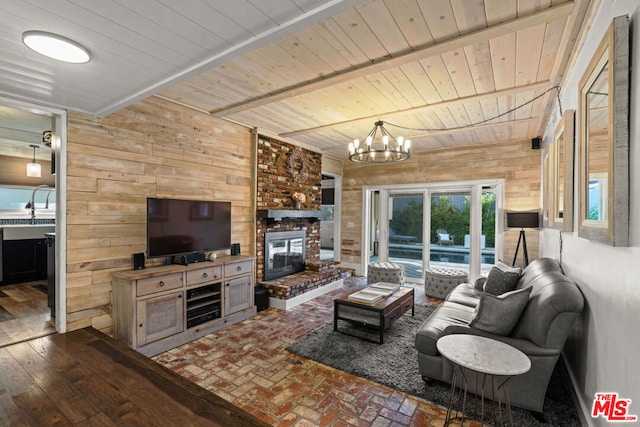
414;258;584;413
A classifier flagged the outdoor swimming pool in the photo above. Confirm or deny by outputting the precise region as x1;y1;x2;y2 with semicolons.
389;244;495;265
430;250;495;265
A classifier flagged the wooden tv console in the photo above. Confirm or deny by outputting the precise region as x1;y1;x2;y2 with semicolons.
112;255;256;356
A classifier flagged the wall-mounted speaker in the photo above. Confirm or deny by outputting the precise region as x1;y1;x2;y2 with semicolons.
132;253;145;270
531;137;541;150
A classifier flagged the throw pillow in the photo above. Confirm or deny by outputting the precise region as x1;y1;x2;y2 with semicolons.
483;262;522;295
495;260;522;275
469;287;532;336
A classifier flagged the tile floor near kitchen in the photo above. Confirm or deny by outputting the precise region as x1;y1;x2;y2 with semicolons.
154;277;473;427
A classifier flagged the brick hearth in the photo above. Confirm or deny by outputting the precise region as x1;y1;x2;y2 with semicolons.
258;261;351;310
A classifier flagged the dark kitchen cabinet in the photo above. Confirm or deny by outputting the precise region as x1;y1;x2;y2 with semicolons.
2;238;47;284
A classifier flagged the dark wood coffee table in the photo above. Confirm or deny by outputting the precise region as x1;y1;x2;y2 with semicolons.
333;287;414;344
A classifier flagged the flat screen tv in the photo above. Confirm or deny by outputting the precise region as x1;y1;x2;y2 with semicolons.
146;198;231;258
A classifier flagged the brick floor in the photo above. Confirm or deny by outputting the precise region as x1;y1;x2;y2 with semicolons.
154;277;481;426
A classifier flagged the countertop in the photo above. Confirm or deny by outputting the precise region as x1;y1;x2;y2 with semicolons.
1;224;56;240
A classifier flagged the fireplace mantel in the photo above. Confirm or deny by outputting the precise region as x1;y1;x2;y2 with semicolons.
261;209;326;222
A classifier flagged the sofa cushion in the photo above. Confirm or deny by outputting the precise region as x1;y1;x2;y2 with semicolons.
415;302;476;356
483;262;522;295
445;283;483;308
512;272;585;348
469;287;532;335
515;257;562;290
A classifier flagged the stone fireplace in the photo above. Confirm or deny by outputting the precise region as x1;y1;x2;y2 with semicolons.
264;230;306;280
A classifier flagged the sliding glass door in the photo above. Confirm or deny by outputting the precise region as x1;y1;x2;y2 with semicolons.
364;180;502;283
386;192;424;280
429;190;471;272
429;188;496;275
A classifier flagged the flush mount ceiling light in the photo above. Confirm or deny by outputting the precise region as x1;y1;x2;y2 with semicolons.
22;30;91;63
348;120;410;163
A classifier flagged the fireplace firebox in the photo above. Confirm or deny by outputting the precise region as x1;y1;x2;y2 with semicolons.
264;231;306;280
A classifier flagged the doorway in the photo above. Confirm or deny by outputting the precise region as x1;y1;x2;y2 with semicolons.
0;97;67;346
364;180;503;284
385;191;424;280
320;173;341;262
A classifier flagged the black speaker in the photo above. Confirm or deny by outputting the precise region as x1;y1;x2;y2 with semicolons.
179;252;206;265
231;243;241;256
133;253;145;270
531;137;541;149
255;287;269;312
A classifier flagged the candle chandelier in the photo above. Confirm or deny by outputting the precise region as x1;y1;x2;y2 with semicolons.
348;120;410;163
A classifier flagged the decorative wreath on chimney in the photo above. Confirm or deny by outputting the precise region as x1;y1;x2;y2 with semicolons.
286;148;309;183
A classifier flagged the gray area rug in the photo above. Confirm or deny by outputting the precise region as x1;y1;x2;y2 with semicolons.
286;304;580;426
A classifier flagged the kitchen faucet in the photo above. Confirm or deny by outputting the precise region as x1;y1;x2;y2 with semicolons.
27;184;52;223
45;188;52;209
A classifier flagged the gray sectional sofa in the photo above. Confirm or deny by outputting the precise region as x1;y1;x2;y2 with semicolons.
414;257;584;413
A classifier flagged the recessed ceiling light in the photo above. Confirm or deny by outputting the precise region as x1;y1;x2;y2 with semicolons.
22;30;91;64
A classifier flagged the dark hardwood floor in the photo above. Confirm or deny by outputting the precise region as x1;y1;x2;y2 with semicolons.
0;281;55;347
0;327;269;426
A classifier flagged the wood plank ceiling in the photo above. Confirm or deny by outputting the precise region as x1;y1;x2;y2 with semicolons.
0;0;592;161
159;0;591;159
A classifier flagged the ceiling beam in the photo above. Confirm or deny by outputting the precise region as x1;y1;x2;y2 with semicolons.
94;0;369;117
211;2;574;118
279;81;549;137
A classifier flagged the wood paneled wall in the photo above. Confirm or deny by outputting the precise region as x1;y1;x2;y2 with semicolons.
66;97;253;332
341;140;541;268
63;97;539;331
321;155;343;177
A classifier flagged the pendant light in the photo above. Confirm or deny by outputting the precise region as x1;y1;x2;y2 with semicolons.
27;144;41;178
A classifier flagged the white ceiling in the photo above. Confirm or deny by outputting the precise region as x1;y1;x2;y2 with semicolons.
0;0;592;160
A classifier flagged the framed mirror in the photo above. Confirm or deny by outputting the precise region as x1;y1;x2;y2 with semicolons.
577;15;629;246
551;110;574;231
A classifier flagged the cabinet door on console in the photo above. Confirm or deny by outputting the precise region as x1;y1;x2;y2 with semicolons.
224;276;252;315
136;292;184;346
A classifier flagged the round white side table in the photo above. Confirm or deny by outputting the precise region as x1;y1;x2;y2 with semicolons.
436;334;531;426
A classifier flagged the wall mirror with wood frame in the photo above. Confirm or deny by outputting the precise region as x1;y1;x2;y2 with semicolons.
577;15;629;246
551;110;574;231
